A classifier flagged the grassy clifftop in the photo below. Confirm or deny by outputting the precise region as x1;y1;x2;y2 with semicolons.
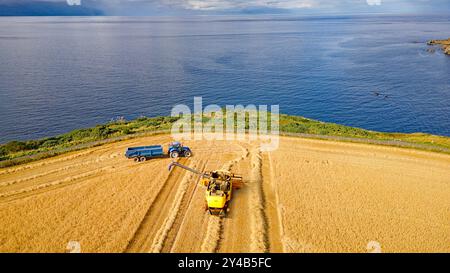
1;113;449;165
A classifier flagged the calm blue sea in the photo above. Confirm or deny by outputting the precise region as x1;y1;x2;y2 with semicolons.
0;15;450;142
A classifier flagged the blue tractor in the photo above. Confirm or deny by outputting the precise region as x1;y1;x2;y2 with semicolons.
168;142;192;158
125;142;192;162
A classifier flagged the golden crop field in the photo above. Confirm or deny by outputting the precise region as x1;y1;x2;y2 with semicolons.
0;135;449;253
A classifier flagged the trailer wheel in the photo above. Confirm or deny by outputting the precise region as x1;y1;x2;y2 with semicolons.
140;157;146;162
170;151;179;158
184;151;192;158
134;157;140;162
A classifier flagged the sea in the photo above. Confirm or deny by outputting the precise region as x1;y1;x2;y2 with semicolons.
1;15;450;142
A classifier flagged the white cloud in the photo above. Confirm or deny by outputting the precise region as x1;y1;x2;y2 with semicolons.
159;0;396;11
162;0;319;10
66;0;81;5
366;0;382;6
4;0;448;14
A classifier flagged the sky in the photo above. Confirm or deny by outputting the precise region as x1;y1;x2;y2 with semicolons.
1;0;450;16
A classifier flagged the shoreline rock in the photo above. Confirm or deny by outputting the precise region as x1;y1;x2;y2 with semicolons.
428;38;450;55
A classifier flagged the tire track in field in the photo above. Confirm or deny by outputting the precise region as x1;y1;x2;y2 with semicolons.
124;158;188;253
0;153;122;188
0;166;117;201
149;159;207;253
0;150;97;175
261;152;284;252
0;158;142;203
248;148;269;253
159;160;209;253
0;139;143;175
200;146;249;253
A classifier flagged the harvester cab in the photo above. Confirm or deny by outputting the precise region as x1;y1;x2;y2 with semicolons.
168;162;243;216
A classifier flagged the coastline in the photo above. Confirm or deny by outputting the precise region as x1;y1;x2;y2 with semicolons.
428;38;450;55
1;113;449;167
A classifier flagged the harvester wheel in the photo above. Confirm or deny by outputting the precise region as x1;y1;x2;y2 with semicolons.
170;151;179;158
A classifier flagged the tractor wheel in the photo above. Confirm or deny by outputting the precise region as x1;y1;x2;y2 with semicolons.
184;151;192;158
170;151;179;158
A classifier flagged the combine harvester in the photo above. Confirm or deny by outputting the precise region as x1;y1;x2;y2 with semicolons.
125;142;192;162
168;162;243;216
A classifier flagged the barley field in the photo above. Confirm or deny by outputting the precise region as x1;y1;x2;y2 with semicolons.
0;135;449;253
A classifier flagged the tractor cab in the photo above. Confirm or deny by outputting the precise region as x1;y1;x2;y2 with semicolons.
168;142;192;158
170;141;182;149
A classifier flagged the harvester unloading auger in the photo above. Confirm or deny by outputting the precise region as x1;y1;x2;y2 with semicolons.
168;162;243;216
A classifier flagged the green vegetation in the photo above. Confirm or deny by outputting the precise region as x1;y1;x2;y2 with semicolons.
1;113;449;165
0;116;177;162
278;114;450;151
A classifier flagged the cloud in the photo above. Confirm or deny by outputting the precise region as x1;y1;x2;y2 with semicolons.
366;0;382;6
66;0;81;5
169;0;317;11
112;0;450;12
1;0;449;15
